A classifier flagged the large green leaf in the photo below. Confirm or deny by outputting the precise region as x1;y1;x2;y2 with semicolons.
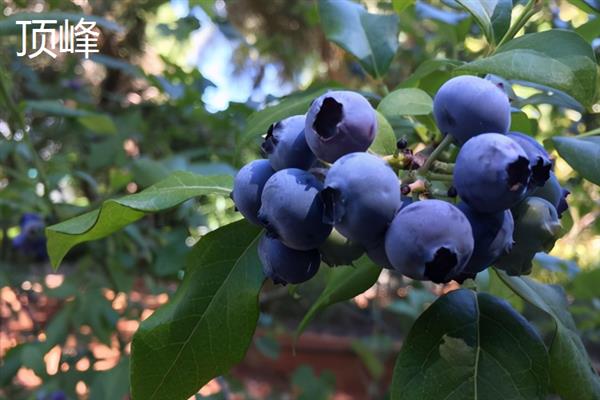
131;220;264;400
295;256;381;340
391;289;549;400
496;271;600;400
456;0;512;44
370;111;397;155
242;87;331;143
0;12;123;35
552;136;600;186
318;0;399;78
458;30;599;108
46;172;233;268
392;0;415;14
377;88;433;118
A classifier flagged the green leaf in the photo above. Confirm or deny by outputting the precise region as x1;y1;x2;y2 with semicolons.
378;88;433;119
46;172;233;268
458;30;599;108
242;87;330;143
90;358;130;400
25;100;90;117
25;100;117;133
392;0;415;14
370;111;397;155
496;271;600;400
567;0;600;14
455;0;512;44
91;54;144;77
552;136;600;186
576;16;600;42
295;256;381;340
318;0;399;78
78;114;117;135
391;289;550;400
400;58;463;89
130;220;264;400
0;12;124;35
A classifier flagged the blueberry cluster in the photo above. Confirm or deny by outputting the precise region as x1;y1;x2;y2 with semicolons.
232;78;568;286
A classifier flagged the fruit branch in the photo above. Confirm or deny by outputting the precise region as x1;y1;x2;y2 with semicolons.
419;134;454;174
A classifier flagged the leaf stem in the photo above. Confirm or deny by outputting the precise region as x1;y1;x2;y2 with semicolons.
496;0;538;50
419;134;454;174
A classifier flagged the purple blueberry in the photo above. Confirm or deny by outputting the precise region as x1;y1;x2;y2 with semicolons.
258;168;332;250
231;160;274;225
305;91;377;163
507;132;552;187
258;234;320;285
261;115;316;171
384;200;474;283
321;153;401;248
12;213;47;261
366;240;392;268
433;75;511;144
453;202;514;281
531;172;570;218
454;133;531;213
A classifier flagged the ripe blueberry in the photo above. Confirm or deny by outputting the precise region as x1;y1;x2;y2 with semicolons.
258;234;320;285
454;202;514;281
12;213;47;261
319;229;365;267
258;168;332;250
322;152;401;248
531;172;569;218
231;159;274;226
366;241;392;268
495;197;562;275
433;75;511;144
384;200;474;283
507;131;552;187
454;133;531;213
261;115;316;171
305;91;377;162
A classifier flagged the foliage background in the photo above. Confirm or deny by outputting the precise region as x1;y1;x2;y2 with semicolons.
0;0;599;399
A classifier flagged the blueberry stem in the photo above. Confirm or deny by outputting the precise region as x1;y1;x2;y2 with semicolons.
426;172;454;182
419;135;454;174
431;160;455;174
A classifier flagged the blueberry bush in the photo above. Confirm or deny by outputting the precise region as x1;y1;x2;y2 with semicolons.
1;0;600;399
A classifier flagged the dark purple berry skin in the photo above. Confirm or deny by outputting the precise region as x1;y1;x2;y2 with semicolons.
365;196;411;269
258;234;320;285
433;75;511;145
305;91;377;163
366;241;392;268
12;213;47;261
454;202;514;280
531;172;570;218
258;168;332;250
454;133;531;213
231;160;274;226
322;153;401;248
507;132;552;187
384;200;474;283
261;115;316;171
